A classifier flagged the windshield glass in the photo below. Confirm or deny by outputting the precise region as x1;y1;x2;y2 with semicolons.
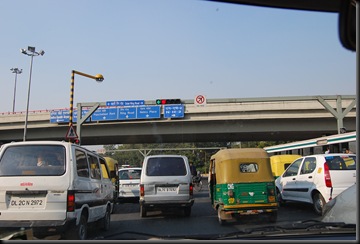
0;0;357;241
325;155;356;170
146;157;187;176
119;168;141;180
0;145;66;176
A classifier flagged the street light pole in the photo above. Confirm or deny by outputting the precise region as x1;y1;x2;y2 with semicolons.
21;46;45;141
10;67;22;113
68;70;104;143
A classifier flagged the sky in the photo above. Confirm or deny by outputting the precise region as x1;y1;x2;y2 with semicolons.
0;0;356;114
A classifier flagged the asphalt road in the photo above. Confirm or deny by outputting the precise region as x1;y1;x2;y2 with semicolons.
88;181;320;240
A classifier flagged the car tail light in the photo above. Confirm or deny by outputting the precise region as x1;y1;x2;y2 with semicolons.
228;189;234;198
267;184;276;202
67;190;75;212
267;187;275;195
324;162;332;187
140;184;144;197
189;183;193;196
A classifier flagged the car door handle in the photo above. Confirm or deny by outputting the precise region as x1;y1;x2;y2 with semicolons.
292;178;296;180
308;176;313;178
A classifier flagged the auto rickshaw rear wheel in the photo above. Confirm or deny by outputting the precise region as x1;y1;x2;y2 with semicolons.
217;206;225;225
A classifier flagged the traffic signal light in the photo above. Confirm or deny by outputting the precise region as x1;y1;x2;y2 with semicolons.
156;99;182;105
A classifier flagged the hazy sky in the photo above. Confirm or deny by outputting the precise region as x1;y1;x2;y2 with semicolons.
0;0;356;113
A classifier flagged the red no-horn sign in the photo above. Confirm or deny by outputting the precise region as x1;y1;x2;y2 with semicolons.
194;95;206;106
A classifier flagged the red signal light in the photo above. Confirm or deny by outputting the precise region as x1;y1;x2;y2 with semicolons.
156;99;181;105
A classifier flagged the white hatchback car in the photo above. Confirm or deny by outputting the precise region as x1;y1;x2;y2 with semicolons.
117;167;142;202
275;153;356;215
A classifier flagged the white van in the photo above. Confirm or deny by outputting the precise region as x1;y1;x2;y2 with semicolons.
0;141;114;240
139;155;194;217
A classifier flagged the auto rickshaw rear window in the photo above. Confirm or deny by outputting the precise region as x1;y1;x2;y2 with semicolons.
239;163;258;173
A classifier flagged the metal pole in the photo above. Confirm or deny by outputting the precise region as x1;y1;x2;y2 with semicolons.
23;55;34;141
69;70;75;127
12;72;18;113
356;0;359;158
11;69;22;112
67;70;103;143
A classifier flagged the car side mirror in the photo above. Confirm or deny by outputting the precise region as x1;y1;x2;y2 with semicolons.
339;0;356;51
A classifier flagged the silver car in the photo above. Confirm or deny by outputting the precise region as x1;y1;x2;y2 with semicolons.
321;183;357;224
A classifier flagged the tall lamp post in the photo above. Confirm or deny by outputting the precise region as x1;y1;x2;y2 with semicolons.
10;67;23;113
68;70;104;143
21;46;45;141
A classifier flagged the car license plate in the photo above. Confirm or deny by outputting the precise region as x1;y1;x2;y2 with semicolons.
122;184;138;187
9;196;45;208
157;187;177;192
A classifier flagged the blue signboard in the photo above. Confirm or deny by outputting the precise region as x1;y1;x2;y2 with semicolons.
50;104;173;122
118;107;137;120
50;109;89;123
91;108;118;121
164;105;185;118
136;106;160;119
50;110;68;123
106;100;145;107
75;109;91;123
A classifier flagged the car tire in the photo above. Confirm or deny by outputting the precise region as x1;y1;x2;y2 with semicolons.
313;192;326;216
184;206;191;217
140;205;147;217
276;187;285;206
63;214;88;240
98;206;111;231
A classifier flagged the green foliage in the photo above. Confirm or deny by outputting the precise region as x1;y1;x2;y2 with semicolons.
98;141;280;173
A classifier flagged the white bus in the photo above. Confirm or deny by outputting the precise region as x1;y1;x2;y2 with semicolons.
264;131;356;156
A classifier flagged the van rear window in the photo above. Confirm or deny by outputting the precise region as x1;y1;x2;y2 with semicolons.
0;145;66;176
146;157;187;176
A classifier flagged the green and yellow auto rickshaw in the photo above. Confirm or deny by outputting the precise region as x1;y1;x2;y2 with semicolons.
208;148;278;225
270;154;302;179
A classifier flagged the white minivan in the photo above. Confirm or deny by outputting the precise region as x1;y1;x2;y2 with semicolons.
0;141;114;240
139;155;194;217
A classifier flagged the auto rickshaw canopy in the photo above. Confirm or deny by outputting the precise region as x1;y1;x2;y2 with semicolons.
210;148;274;184
270;154;302;178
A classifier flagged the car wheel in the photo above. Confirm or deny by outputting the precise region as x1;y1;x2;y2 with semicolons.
98;206;111;231
184;206;191;217
140;205;147;217
63;214;87;240
276;187;285;206
313;192;326;216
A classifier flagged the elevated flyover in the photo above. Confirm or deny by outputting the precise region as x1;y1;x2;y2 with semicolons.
0;95;356;145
